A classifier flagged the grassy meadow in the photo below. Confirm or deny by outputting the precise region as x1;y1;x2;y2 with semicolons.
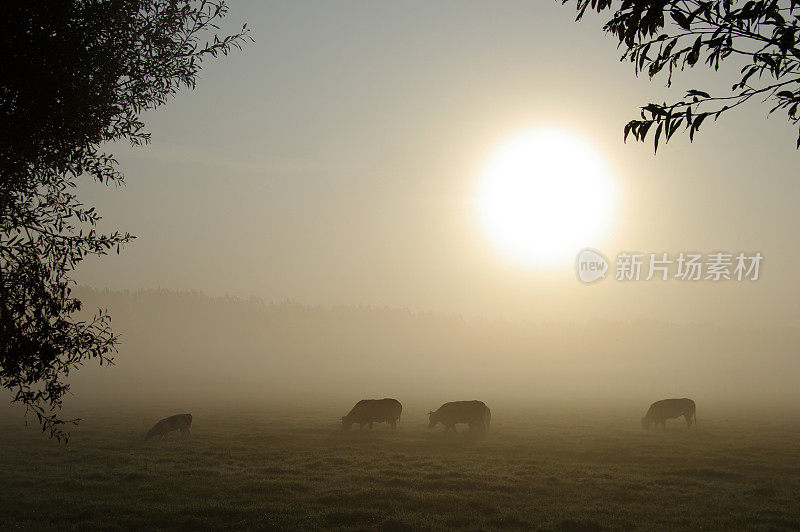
1;406;798;530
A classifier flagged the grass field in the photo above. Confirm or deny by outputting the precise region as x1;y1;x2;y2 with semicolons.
1;407;798;530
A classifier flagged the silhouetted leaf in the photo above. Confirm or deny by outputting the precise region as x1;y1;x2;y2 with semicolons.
654;122;663;153
687;89;711;98
671;10;691;30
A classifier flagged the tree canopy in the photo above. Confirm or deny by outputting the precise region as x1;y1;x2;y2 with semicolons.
566;0;800;151
0;0;250;440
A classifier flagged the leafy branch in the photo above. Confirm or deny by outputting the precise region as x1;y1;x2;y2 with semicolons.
566;0;800;150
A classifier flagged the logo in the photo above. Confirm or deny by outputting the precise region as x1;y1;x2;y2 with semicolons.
575;250;762;284
576;248;609;284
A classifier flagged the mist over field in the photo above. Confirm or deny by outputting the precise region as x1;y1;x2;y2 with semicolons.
3;287;799;530
29;288;792;420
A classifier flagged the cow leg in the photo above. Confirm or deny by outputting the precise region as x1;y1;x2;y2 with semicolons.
390;420;397;429
684;414;692;428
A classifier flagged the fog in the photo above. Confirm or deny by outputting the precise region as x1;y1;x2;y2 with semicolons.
21;287;784;421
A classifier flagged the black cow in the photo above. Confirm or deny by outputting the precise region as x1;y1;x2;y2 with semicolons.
642;398;696;430
341;398;402;430
145;413;193;440
428;400;491;433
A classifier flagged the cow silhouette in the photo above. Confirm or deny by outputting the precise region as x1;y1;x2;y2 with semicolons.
145;413;193;440
341;398;402;430
428;400;491;433
641;398;696;430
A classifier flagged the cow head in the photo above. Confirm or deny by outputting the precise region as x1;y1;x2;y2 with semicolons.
144;427;157;440
641;416;652;429
427;411;439;428
341;416;353;431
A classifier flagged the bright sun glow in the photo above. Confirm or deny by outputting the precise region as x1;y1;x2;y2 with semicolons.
476;129;616;266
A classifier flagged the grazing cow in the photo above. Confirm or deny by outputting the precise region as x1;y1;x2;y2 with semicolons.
641;398;696;430
428;400;491;433
341;398;402;430
145;413;193;440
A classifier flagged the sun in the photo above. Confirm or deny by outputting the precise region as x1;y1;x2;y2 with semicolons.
476;128;616;266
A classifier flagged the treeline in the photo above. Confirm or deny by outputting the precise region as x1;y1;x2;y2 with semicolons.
64;288;799;411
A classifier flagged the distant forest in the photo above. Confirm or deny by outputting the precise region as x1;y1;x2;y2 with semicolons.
58;288;799;412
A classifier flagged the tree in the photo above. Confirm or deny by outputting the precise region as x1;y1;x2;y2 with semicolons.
565;0;800;151
0;0;250;440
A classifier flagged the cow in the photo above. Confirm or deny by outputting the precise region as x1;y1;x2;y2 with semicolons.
145;413;193;440
341;398;402;430
428;400;491;433
641;398;696;430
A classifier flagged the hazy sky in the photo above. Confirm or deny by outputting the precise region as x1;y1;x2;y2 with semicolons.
75;1;800;327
